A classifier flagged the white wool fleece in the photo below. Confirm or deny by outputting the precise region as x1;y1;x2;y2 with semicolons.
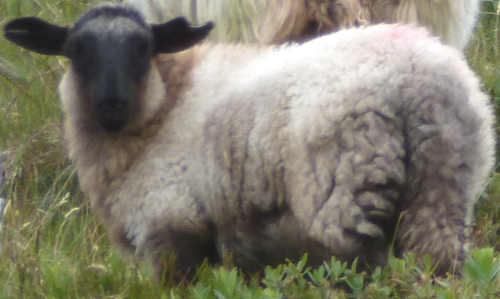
61;24;495;277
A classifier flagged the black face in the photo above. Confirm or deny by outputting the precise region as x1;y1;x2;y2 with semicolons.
64;21;153;132
4;5;214;133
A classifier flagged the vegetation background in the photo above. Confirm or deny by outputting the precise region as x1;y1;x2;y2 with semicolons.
0;0;498;298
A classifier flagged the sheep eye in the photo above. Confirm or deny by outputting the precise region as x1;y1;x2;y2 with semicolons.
131;39;149;58
65;35;94;59
127;34;150;57
71;41;85;57
136;40;148;54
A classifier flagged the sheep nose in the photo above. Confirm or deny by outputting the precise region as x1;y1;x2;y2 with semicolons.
95;97;129;132
98;98;127;111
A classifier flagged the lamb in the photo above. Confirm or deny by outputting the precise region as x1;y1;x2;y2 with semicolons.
126;0;481;50
4;4;495;279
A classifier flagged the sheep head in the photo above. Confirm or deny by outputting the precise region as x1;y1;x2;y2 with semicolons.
4;5;213;132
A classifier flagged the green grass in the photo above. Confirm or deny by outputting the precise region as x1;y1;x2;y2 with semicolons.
0;0;499;298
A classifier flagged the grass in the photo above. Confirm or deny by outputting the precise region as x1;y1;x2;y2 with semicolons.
0;0;499;298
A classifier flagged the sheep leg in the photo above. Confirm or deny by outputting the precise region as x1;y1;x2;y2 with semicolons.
305;107;407;268
397;88;485;275
146;223;219;283
120;171;220;282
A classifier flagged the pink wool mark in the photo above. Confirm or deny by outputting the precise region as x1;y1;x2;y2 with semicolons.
388;25;432;41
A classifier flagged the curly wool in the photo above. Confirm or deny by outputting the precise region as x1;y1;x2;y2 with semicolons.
57;21;495;276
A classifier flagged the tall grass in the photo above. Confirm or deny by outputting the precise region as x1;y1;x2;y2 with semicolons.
0;1;499;298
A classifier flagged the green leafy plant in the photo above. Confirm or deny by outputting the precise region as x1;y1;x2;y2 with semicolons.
464;248;500;297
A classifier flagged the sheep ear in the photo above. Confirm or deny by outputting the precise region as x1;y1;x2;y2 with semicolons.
152;17;213;54
4;17;68;56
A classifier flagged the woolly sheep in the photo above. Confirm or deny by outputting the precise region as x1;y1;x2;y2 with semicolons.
4;5;495;279
126;0;481;50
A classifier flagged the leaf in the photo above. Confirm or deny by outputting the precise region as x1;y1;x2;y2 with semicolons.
464;248;500;287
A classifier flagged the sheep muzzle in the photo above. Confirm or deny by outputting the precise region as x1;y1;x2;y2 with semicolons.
94;96;130;132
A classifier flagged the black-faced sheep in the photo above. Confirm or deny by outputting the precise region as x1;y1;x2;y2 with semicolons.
4;5;495;279
126;0;480;50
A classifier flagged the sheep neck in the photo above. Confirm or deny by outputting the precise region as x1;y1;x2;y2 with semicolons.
60;48;201;210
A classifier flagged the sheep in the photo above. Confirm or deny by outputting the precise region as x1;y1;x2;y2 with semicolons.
125;0;481;50
4;4;495;279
